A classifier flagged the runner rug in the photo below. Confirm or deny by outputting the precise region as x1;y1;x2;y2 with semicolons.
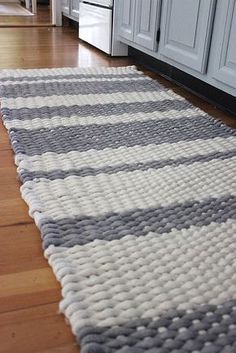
1;66;236;353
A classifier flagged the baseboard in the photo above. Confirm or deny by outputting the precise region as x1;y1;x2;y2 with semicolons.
129;47;236;117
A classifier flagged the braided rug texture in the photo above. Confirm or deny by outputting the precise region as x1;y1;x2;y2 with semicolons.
1;66;236;353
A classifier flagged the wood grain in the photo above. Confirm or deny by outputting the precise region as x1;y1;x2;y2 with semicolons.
0;223;46;275
0;268;61;313
0;303;77;353
0;24;235;353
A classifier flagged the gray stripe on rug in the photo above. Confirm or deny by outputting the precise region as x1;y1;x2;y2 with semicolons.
1;79;158;98
38;195;236;248
19;149;236;183
1;99;190;121
9;116;235;156
0;73;143;83
76;299;236;353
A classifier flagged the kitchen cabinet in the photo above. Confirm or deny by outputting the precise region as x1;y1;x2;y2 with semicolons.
71;0;80;19
61;0;70;15
119;0;136;41
211;0;236;89
159;0;216;73
116;0;236;97
61;0;80;21
119;0;161;50
134;0;161;51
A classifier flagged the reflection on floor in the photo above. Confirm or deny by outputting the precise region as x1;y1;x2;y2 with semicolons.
0;3;51;26
0;3;33;16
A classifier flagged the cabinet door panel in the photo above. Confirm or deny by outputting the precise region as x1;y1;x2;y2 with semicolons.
159;0;216;73
212;0;236;89
134;0;161;50
119;0;136;41
71;0;80;19
61;0;70;15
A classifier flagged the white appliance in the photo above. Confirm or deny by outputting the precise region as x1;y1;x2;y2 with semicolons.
79;0;128;56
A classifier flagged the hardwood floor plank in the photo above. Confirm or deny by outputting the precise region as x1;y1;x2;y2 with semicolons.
0;303;80;353
0;268;61;313
0;177;23;201
36;344;80;353
0;122;11;151
0;197;33;227
0;223;46;275
0;150;18;185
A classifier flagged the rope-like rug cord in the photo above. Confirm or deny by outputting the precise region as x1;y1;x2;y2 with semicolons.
1;66;236;353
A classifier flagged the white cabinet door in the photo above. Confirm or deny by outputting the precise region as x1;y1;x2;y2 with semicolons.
211;0;236;89
134;0;161;51
119;0;136;41
61;0;70;15
159;0;216;73
71;0;80;19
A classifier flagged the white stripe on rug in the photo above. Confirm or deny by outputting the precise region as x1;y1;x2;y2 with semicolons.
45;219;236;331
5;108;204;130
16;136;236;172
21;157;236;222
1;89;183;110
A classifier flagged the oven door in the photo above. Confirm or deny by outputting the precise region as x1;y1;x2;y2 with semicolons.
79;2;112;54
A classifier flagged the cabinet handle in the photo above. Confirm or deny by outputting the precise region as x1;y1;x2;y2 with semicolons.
156;29;161;43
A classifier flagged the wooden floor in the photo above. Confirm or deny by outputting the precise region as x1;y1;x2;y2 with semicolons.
0;26;235;353
0;4;52;27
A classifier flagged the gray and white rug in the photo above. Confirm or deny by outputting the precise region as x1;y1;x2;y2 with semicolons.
1;66;236;353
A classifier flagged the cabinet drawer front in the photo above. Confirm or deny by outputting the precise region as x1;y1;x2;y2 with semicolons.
212;0;236;89
159;0;216;73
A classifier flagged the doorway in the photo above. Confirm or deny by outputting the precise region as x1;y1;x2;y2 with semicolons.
0;0;53;26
